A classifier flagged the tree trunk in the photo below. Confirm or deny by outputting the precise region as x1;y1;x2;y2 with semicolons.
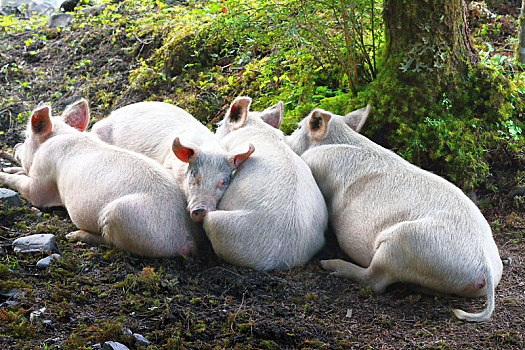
382;0;477;84
519;0;525;63
358;0;515;190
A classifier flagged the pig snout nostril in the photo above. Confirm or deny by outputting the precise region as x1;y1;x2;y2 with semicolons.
190;208;208;222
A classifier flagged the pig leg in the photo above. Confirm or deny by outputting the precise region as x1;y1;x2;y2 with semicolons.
66;230;106;245
323;217;482;295
99;194;194;257
2;167;25;175
321;219;434;292
321;259;394;293
203;209;265;268
0;172;61;207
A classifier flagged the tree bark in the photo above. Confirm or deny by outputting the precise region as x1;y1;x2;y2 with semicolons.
382;0;477;80
519;0;525;63
358;0;513;190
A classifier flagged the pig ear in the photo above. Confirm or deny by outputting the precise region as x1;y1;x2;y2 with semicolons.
172;137;198;163
62;98;90;132
308;109;331;140
228;143;255;168
30;106;53;137
226;96;251;130
343;105;370;132
259;101;284;129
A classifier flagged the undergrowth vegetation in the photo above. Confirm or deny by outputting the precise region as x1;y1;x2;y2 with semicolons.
0;0;524;189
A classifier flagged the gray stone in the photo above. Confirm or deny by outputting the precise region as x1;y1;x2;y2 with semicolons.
103;341;130;350
48;13;73;28
29;307;46;322
36;253;61;269
508;187;525;199
133;333;151;346
26;0;55;17
13;234;56;253
1;0;31;8
0;188;22;207
0;288;25;298
91;344;102;349
121;328;132;335
80;3;106;16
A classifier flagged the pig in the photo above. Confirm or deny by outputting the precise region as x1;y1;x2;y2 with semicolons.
285;106;503;322
0;99;201;257
91;102;255;223
204;96;328;270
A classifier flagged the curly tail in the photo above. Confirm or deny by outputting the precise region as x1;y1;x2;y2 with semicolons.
452;262;495;322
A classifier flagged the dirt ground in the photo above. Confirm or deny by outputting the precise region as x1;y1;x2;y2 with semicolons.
1;1;525;349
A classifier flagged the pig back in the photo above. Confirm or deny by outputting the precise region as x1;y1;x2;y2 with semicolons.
210;135;327;269
50;134;191;235
302;144;496;266
93;102;213;163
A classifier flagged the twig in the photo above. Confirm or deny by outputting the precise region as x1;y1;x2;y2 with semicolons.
0;150;21;166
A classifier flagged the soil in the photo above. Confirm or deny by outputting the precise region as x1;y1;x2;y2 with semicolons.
1;1;525;349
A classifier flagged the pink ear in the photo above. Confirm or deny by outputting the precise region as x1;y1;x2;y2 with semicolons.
172;137;198;163
62;99;90;131
343;105;370;132
259;101;283;129
227;96;251;130
308;109;331;140
31;106;52;137
229;143;255;168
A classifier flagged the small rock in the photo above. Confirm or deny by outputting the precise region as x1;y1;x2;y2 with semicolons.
502;257;512;266
103;341;130;350
91;344;102;349
345;309;352;318
508;187;525;199
121;327;132;335
2;0;31;9
48;13;73;28
133;333;151;346
13;234;56;253
43;319;53;325
0;188;22;207
0;289;23;298
36;253;61;269
30;307;46;322
79;3;106;16
26;0;55;17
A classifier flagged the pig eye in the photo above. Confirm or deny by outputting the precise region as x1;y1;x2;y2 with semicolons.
217;177;230;188
190;168;198;177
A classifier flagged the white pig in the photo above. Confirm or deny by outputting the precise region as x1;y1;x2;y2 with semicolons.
204;96;328;270
0;99;201;257
91;102;254;223
286;106;503;322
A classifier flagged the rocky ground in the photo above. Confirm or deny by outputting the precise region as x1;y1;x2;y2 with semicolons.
1;1;525;349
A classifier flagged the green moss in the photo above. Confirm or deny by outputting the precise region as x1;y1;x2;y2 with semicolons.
280;61;524;191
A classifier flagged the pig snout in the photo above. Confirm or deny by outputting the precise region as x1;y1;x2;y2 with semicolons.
190;207;208;222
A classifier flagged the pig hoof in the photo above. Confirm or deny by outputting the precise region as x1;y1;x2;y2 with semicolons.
66;230;105;245
65;232;76;240
320;259;343;273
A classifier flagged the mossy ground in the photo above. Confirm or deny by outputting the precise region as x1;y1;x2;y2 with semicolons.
1;0;525;348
